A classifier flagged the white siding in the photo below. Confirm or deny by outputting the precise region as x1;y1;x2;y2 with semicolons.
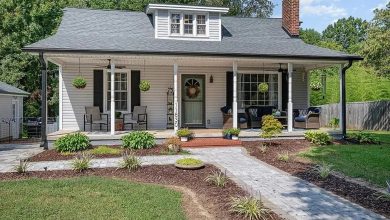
208;12;221;41
0;95;13;139
292;71;309;109
156;9;169;38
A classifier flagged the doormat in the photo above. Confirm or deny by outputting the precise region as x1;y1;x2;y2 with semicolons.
182;138;241;148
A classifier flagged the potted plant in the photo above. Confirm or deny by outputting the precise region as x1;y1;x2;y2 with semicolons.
139;80;151;92
230;128;240;140
310;81;322;91
222;128;232;139
175;158;204;170
115;112;122;119
176;128;192;142
258;83;269;93
72;76;87;89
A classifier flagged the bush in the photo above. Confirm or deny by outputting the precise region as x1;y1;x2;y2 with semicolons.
164;137;182;153
223;128;240;136
277;152;290;162
304;131;331;146
71;152;93;172
89;146;121;155
176;128;193;137
259;144;267;154
72;76;87;89
121;131;155;149
119;151;142;171
14;160;29;173
205;171;228;187
348;132;379;144
313;162;333;179
328;118;339;130
54;133;90;152
260;115;283;139
175;158;203;166
230;196;269;220
139;80;151;92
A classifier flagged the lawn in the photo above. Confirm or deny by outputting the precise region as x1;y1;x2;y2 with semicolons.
300;131;390;188
0;177;186;220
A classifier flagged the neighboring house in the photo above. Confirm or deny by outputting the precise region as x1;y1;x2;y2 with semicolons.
0;82;29;141
23;0;361;138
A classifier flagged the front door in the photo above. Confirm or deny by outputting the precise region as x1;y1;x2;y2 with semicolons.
182;75;205;128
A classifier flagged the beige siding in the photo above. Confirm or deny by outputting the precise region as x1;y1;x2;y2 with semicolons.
292;71;309;109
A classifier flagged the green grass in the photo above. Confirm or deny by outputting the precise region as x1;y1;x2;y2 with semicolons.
0;177;186;220
300;131;390;187
88;146;122;155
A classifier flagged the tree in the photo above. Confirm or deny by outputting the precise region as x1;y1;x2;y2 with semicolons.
362;3;390;77
300;28;322;45
322;16;369;52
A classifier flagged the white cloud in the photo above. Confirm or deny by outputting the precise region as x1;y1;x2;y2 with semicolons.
371;0;388;11
300;0;347;18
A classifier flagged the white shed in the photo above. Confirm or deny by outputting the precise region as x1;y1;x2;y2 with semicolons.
0;82;29;141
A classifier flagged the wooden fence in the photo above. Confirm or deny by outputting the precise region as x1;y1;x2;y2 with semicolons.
319;100;390;131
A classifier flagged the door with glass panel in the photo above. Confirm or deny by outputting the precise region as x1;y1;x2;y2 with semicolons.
182;75;205;128
107;72;128;112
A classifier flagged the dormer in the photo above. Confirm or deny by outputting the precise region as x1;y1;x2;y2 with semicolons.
146;4;229;41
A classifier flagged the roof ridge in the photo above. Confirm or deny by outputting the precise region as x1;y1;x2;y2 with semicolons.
63;7;145;14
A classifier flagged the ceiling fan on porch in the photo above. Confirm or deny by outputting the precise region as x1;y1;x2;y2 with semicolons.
278;63;288;74
93;59;127;69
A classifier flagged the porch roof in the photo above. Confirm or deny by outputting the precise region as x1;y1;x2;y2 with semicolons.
23;8;362;61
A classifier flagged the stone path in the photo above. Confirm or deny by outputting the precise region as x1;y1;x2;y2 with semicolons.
0;146;386;220
0;143;43;172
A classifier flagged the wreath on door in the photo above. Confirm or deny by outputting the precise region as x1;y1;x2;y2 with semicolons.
185;79;200;99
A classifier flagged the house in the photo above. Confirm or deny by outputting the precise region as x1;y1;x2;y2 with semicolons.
0;82;29;141
23;0;362;148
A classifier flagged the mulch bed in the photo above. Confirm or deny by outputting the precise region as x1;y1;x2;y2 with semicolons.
242;140;390;218
28;145;179;162
0;165;280;220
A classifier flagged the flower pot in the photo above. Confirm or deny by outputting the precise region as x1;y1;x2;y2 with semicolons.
232;135;239;140
180;136;188;142
223;134;232;140
174;162;205;170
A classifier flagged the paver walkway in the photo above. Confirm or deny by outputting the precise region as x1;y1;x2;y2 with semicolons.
0;146;385;220
0;143;42;172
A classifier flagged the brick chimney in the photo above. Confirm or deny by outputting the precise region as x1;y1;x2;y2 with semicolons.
282;0;300;37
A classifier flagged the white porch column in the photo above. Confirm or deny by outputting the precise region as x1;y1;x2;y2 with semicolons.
287;63;293;132
58;64;63;130
233;61;238;129
173;63;179;132
110;62;115;135
339;64;344;131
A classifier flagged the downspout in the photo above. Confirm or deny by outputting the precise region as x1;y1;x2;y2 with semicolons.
38;52;48;150
341;59;353;139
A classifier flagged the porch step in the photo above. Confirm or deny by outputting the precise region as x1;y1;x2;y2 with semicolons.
182;138;241;148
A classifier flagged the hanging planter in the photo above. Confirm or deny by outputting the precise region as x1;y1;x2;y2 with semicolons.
139;80;151;92
258;83;269;93
310;81;322;91
72;76;87;89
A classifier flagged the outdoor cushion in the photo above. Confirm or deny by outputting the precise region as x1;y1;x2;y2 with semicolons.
295;116;307;122
307;107;321;114
220;106;231;114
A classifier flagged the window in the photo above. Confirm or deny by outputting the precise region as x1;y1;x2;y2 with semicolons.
171;13;180;34
197;15;206;35
238;73;279;108
107;72;128;111
184;14;193;34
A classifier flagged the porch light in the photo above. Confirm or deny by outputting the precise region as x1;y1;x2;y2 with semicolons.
209;75;214;83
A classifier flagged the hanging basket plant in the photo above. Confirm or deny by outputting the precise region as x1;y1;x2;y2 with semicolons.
310;81;322;91
139;80;151;92
258;83;269;93
72;76;87;89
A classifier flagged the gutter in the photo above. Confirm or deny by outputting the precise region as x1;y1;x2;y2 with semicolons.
341;59;353;139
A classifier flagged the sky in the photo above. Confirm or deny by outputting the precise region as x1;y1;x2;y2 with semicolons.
272;0;389;32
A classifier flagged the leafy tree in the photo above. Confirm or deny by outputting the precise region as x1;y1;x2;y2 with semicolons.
362;3;390;78
322;16;369;52
300;28;322;45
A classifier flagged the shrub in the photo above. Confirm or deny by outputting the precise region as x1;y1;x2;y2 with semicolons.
121;131;155;149
313;162;333;179
205;171;228;187
119;151;142;171
14;160;29;173
176;158;203;166
259;145;267;154
348;132;379;144
55;133;90;152
139;80;151;92
277;152;290;162
164;137;182;153
72;76;87;89
304;131;331;146
328;118;339;130
230;196;269;220
176;128;193;138
71;152;93;172
260;115;283;139
230;128;240;136
89;146;121;155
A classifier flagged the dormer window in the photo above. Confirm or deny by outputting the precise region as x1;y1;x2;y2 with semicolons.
171;13;181;34
169;12;208;37
197;15;206;35
184;14;193;35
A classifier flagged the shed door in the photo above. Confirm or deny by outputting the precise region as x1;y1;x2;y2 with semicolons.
11;99;19;139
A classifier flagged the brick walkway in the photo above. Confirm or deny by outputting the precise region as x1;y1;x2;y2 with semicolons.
0;146;385;220
182;138;241;147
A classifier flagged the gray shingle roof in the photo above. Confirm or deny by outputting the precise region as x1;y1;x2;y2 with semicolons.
23;8;361;60
0;82;29;96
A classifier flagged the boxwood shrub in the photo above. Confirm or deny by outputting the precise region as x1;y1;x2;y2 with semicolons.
55;133;90;152
121;131;155;149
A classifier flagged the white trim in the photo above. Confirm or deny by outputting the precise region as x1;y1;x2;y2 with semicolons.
58;64;63;130
233;61;238;129
0;93;28;97
110;63;115;135
154;10;158;38
287;63;293;132
146;4;229;14
168;11;209;38
173;63;179;132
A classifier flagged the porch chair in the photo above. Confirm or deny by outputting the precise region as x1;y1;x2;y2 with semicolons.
84;106;109;131
245;106;274;128
123;106;148;130
293;107;321;129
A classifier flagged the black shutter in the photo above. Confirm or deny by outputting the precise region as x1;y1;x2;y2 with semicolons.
131;70;141;112
93;70;104;112
282;72;288;111
226;71;233;107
